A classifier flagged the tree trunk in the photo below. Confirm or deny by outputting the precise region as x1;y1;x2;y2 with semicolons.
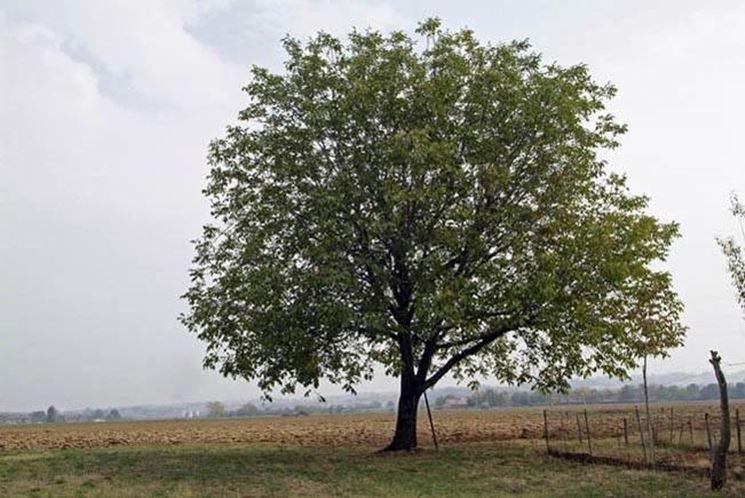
710;350;730;491
642;355;655;464
384;374;421;451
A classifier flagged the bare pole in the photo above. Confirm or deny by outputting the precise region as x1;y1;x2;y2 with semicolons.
543;409;550;452
422;390;439;450
576;413;583;446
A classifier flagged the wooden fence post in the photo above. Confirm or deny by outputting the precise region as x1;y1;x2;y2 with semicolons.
737;408;742;454
678;421;684;444
689;418;694;445
669;407;674;444
560;413;567;451
543;409;550;452
635;405;647;464
623;417;628;445
584;409;592;456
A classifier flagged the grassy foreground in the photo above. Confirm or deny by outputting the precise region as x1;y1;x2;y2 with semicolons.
0;441;735;497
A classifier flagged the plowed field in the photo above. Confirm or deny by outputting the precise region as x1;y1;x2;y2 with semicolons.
0;410;544;451
2;401;744;454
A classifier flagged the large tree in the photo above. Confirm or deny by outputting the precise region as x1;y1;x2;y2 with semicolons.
182;20;685;451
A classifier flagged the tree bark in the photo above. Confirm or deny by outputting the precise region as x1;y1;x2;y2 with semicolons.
384;372;421;451
710;350;730;491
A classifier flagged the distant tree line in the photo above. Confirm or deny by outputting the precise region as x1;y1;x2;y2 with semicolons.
434;383;745;409
205;400;387;418
4;382;739;425
0;405;122;425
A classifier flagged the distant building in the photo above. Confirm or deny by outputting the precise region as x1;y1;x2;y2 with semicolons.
441;396;469;408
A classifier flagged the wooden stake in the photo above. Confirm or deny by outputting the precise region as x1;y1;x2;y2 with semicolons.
678;421;685;444
689;418;694;445
670;407;674;443
635;405;647;464
737;408;742;454
576;413;583;445
543;409;550;452
623;417;628;445
560;413;567;451
423;390;439;450
584;409;592;456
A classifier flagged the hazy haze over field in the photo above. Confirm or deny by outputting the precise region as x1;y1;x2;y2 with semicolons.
2;0;744;411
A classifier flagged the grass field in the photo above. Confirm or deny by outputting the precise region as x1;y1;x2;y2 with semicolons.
2;406;745;496
1;441;737;497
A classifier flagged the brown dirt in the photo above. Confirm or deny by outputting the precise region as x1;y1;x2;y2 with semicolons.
1;401;744;461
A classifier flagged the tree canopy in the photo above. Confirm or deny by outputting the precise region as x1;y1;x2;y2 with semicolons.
720;195;745;314
206;401;227;418
182;19;685;450
46;405;58;423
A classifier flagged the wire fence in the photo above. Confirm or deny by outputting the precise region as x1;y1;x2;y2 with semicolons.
541;404;745;471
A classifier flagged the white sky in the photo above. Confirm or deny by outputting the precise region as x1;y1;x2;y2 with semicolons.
1;0;744;411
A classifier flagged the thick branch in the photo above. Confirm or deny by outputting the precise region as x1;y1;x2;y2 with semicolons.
421;322;516;391
441;132;538;278
415;334;440;383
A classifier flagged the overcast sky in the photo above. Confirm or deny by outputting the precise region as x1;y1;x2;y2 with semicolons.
2;0;744;411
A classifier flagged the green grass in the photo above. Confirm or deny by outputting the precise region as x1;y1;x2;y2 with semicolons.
0;441;734;497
